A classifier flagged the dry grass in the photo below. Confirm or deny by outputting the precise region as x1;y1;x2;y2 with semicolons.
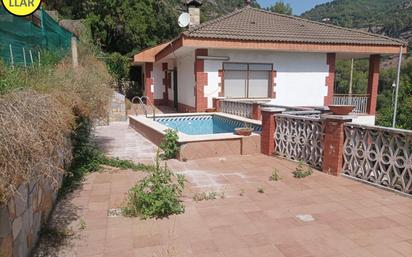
0;47;113;204
0;91;73;203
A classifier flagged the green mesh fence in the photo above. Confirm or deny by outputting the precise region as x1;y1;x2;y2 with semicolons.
0;7;73;66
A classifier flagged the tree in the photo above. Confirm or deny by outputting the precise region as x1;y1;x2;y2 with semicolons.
268;1;292;15
81;0;181;55
376;59;412;130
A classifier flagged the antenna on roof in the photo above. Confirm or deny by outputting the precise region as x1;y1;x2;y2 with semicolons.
178;12;190;28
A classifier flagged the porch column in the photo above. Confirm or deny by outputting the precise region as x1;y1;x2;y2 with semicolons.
260;108;285;156
322;115;352;176
194;49;208;112
366;54;381;115
324;53;336;106
144;63;154;103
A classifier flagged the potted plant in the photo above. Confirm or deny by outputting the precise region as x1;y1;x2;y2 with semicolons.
328;105;355;115
235;122;254;136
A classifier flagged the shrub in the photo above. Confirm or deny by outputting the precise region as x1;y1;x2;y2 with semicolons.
160;129;180;160
123;152;186;219
269;169;281;181
292;161;313;179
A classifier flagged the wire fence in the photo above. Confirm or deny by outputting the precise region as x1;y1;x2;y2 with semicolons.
0;7;73;67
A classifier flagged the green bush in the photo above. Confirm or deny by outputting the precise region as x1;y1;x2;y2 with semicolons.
292;161;313;179
160;129;180;160
123;152;186;219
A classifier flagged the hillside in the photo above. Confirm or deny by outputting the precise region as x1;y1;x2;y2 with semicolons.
43;0;259;54
302;0;412;47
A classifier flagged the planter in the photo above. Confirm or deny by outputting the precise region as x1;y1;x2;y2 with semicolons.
328;105;355;115
205;108;216;113
235;127;253;136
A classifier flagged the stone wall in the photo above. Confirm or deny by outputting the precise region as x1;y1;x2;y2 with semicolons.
0;140;70;257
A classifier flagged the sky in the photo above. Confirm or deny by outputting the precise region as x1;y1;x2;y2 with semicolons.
257;0;332;15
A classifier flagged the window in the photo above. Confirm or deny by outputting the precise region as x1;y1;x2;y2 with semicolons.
223;63;272;98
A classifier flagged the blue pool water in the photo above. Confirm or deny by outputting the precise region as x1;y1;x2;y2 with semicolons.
155;115;261;135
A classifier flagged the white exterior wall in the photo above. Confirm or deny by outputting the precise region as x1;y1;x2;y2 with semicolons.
153;62;164;100
176;52;195;107
204;49;330;108
351;115;376;126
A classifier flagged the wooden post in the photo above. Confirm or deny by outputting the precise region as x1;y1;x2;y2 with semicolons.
71;36;79;69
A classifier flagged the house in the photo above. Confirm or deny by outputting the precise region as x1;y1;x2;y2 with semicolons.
132;1;407;125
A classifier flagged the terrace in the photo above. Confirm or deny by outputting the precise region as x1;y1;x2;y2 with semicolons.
35;118;412;257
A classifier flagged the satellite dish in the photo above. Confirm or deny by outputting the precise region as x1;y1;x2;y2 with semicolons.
178;12;190;28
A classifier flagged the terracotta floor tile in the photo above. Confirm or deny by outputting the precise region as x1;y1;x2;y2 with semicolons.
34;123;412;257
190;240;219;254
365;244;406;257
390;241;412;256
275;242;312;257
133;234;165;249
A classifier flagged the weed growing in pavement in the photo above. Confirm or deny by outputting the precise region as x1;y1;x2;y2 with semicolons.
269;169;281;181
292;161;313;179
257;187;265;193
193;191;218;202
123;152;186;219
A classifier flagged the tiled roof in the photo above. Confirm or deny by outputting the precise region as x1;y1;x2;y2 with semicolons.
183;6;406;46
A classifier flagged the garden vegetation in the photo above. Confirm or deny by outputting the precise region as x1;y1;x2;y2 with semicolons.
123;152;186;219
0;45;113;204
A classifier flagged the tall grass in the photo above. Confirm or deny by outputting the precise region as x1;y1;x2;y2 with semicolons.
0;45;113;204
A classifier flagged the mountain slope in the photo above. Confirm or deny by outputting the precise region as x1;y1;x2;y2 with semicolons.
302;0;412;46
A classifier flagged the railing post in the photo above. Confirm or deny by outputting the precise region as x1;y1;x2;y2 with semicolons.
321;115;352;176
252;103;261;120
213;97;222;112
261;108;285;156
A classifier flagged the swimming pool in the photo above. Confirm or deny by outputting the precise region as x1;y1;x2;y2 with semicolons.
155;115;262;135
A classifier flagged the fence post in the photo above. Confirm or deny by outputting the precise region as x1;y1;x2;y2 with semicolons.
252;103;261;120
321;115;352;176
71;36;79;69
213;97;222;112
9;44;14;69
22;47;27;67
260;108;285;156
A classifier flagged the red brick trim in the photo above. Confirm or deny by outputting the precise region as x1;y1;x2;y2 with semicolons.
324;53;336;106
261;111;276;155
218;69;224;97
144;63;154;103
270;70;277;98
194;49;208;112
322;119;348;176
162;63;169;104
177;102;196;113
367;54;380;115
213;98;221;111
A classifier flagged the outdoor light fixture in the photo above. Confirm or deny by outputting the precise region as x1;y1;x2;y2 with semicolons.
196;56;230;61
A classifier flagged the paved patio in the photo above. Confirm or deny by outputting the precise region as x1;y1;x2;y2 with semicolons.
36;122;412;257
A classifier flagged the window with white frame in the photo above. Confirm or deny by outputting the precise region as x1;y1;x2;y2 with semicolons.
223;63;272;98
